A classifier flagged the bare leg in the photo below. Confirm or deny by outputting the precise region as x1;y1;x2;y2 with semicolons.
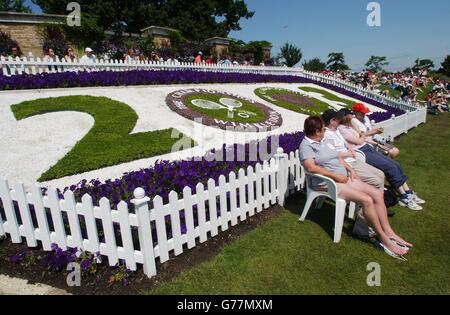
337;183;407;255
347;180;413;248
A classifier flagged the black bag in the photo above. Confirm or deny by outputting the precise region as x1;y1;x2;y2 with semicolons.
384;186;399;208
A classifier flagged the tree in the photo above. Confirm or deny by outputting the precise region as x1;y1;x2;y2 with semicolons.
280;43;302;67
365;56;389;72
302;58;326;72
326;52;350;72
0;0;31;12
439;55;450;77
33;0;255;43
413;58;435;70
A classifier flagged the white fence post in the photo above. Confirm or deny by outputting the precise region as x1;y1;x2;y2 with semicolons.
274;148;289;206
131;188;157;278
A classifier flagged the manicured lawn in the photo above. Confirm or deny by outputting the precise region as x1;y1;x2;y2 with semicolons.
184;93;267;124
255;87;330;115
12;96;194;181
145;114;450;295
298;86;355;107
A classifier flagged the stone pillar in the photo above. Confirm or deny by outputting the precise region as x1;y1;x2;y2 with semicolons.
205;37;231;60
141;26;176;49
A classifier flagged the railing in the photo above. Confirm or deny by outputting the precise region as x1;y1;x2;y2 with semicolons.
372;108;428;141
301;70;419;112
0;56;302;77
0;56;424;114
0;149;303;278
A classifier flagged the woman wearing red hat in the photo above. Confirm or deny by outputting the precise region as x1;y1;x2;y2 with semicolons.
351;103;400;159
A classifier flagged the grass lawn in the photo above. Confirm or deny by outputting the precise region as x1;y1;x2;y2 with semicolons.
184;93;266;124
12;96;194;181
145;114;450;295
298;86;355;107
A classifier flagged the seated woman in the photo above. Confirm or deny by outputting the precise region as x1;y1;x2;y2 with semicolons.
299;116;411;258
337;108;425;211
351;103;400;159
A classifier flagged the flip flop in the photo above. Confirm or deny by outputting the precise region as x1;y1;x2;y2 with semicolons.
379;242;408;261
391;239;410;252
390;237;413;250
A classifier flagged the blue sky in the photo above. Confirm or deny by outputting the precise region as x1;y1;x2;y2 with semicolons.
26;0;450;71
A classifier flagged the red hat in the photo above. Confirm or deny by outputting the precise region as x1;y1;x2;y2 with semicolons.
352;103;371;114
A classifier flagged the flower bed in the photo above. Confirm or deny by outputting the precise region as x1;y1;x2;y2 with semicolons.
0;70;406;120
255;87;331;115
166;89;282;131
56;131;305;208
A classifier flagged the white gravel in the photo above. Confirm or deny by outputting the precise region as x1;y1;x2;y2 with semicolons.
0;274;70;295
0;83;384;190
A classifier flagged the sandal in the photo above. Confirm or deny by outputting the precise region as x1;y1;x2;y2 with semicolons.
390;237;413;249
375;240;408;261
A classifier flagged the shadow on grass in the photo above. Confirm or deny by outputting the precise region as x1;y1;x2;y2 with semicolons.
282;191;355;241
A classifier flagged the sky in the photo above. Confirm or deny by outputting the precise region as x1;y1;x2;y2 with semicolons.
25;0;450;71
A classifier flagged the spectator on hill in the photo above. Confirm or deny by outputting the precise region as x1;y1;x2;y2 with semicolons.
299;116;412;259
44;48;58;71
80;47;97;63
205;55;214;65
64;46;77;62
9;46;21;59
194;51;203;64
150;52;160;62
337;108;426;211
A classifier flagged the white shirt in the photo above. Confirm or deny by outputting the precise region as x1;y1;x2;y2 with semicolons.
324;128;356;164
352;116;372;135
80;54;96;64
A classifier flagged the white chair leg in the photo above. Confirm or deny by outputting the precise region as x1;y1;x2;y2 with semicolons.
299;192;317;222
333;199;347;243
315;196;326;209
348;202;356;220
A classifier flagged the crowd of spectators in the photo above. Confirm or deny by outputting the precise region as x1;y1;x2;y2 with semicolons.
320;69;449;112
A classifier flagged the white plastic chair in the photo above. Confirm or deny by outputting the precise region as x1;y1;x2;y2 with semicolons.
299;171;356;243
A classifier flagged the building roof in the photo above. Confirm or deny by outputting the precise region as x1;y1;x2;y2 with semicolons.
140;26;178;37
205;37;232;45
0;11;66;24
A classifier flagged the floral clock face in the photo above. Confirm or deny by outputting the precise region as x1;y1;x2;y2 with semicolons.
166;89;283;132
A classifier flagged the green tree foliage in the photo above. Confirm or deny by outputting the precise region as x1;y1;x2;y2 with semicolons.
280;43;302;67
439;55;450;77
365;56;389;72
326;52;350;72
0;0;31;12
413;58;435;70
33;0;254;44
302;58;326;72
0;29;22;56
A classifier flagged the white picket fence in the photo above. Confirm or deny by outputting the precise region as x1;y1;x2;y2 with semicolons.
301;70;420;112
370;108;428;142
0;149;304;278
0;56;426;113
0;55;301;77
